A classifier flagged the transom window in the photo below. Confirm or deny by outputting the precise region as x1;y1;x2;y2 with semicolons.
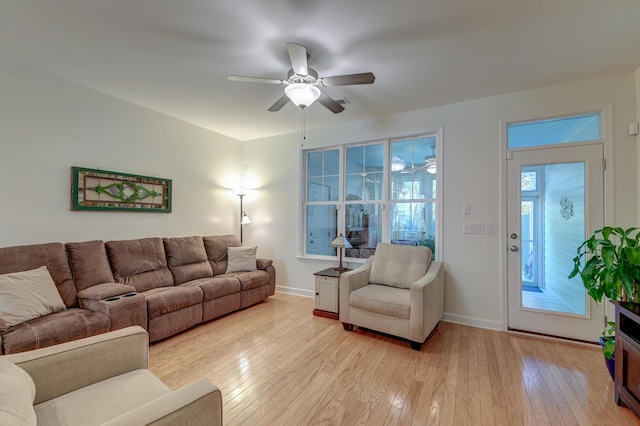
303;133;441;261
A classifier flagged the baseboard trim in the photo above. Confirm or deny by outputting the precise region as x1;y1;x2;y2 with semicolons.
442;313;502;331
275;286;314;298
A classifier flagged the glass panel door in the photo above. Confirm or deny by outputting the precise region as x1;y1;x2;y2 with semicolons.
507;144;604;341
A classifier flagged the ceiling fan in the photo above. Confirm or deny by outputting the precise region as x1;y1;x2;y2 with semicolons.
227;42;375;113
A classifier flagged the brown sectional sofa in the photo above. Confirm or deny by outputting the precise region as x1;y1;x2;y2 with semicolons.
0;235;275;354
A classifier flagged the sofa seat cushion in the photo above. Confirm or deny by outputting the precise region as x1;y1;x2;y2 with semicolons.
350;284;410;319
181;276;241;301
1;308;110;355
34;369;171;426
143;286;203;320
222;270;270;291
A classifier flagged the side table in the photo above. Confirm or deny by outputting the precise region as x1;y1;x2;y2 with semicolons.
313;267;351;320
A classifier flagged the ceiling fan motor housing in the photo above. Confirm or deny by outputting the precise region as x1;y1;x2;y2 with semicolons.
287;68;318;85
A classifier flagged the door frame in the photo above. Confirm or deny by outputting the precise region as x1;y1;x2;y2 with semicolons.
499;104;614;332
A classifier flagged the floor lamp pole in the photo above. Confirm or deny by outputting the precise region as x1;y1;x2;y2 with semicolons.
239;194;244;244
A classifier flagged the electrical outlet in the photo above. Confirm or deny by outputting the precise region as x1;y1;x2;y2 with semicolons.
485;224;495;234
463;223;485;234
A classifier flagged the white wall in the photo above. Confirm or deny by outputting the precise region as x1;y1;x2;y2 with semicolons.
1;60;636;331
243;72;637;329
0;61;242;247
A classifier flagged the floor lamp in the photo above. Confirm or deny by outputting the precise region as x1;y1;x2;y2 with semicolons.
235;188;251;244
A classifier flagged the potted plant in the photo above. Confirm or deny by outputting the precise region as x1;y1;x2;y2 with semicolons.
569;226;640;377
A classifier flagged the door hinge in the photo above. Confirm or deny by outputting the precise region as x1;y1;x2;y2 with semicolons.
602;158;606;170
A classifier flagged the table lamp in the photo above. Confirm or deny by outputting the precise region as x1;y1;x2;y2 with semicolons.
330;233;352;271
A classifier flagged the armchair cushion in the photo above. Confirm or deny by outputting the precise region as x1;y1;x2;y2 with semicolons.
369;243;431;289
0;358;36;425
350;284;410;319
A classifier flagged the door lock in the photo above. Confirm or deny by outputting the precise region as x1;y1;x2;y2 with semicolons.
510;233;518;239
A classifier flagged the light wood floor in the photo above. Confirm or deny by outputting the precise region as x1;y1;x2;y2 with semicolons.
148;293;639;425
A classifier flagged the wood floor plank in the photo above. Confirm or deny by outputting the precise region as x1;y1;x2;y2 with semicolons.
147;293;640;426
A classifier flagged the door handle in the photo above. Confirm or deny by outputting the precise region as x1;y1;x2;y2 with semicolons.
510;233;518;239
509;245;519;252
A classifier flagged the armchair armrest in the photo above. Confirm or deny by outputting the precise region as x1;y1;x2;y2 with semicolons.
5;326;148;405
409;261;444;342
103;379;222;426
339;257;374;323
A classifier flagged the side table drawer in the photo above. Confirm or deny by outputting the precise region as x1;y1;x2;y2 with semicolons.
315;276;339;313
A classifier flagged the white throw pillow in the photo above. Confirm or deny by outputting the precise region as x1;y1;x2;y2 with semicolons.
0;358;37;425
226;246;258;273
0;266;67;328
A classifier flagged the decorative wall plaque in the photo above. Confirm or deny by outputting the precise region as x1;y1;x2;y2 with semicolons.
72;166;171;212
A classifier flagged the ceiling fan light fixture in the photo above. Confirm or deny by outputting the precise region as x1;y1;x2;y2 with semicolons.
285;83;321;108
391;157;406;172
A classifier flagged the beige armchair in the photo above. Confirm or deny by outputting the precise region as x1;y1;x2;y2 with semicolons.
1;326;222;426
339;243;444;351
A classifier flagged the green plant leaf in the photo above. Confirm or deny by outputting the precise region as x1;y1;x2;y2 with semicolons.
624;246;640;266
601;245;615;268
603;339;616;359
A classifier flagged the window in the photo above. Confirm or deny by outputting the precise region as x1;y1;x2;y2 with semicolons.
303;133;441;261
508;112;600;149
390;136;437;256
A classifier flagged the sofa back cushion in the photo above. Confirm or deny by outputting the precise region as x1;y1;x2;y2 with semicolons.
163;236;213;285
369;243;431;289
203;235;242;275
66;240;115;291
0;242;77;308
106;238;174;292
0;358;36;425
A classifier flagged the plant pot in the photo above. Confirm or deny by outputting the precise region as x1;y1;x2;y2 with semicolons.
597;336;615;380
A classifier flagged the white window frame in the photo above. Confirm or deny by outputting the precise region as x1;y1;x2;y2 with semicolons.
299;128;443;263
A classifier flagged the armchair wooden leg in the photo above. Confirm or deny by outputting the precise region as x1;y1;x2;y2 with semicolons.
342;323;354;331
410;341;422;351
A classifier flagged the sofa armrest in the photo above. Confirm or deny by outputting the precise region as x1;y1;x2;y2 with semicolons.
256;258;273;270
5;326;149;405
103;379;222;426
77;283;137;301
409;261;444;342
339;256;374;323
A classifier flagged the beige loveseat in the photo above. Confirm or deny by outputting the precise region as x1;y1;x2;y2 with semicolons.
339;243;444;350
0;235;276;354
0;326;222;425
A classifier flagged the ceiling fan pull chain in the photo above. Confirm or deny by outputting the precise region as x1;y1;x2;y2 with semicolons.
301;106;306;147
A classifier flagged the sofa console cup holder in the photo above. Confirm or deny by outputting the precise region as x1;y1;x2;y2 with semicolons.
104;293;138;302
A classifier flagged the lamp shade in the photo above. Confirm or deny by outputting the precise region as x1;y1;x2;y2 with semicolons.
330;234;352;249
285;83;321;107
241;212;252;225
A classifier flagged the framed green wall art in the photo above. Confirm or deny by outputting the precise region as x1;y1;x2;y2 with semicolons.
71;167;172;212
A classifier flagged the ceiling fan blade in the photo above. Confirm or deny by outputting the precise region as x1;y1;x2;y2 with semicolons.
319;72;375;87
287;42;309;76
267;94;290;112
317;93;345;114
227;75;284;85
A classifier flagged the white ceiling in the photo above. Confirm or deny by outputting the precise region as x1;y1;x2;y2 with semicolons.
1;1;639;141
